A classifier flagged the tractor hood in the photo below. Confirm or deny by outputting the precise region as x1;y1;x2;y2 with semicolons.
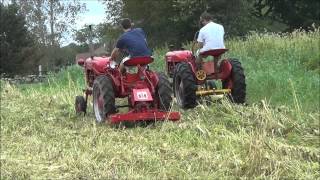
165;50;193;62
84;56;111;73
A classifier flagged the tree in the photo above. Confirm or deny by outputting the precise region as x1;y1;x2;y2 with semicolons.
10;0;87;73
0;3;39;75
171;0;266;37
104;0;123;24
16;0;86;46
74;25;99;45
102;0;266;47
253;0;320;30
95;23;122;50
103;0;189;47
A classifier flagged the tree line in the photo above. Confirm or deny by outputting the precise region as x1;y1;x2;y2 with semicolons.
1;0;86;76
1;0;319;76
102;0;319;47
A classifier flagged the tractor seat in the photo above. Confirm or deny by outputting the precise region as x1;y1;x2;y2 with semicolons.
123;56;154;66
200;48;228;57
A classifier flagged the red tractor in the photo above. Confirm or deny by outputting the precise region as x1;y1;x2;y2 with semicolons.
75;55;180;124
165;38;246;109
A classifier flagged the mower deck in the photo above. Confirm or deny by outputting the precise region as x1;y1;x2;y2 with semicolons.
110;109;180;124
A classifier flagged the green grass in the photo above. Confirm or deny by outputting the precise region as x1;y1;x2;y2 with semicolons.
151;28;320;112
1;30;319;179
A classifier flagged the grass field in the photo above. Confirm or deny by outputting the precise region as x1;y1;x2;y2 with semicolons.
1;29;319;179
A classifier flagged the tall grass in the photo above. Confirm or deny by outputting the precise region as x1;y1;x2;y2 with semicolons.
151;28;320;112
226;29;319;112
1;30;319;179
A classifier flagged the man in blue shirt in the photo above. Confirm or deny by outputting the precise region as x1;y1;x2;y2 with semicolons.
110;18;151;71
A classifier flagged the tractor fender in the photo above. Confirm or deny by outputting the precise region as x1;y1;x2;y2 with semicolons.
219;59;233;80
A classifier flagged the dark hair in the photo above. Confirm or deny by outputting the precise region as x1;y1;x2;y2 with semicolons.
121;18;132;29
200;12;212;21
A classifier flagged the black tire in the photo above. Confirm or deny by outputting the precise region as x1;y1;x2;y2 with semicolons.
173;62;197;109
75;95;86;114
92;75;116;123
156;73;173;111
222;59;246;103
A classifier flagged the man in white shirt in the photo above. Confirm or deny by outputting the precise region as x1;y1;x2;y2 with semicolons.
195;12;225;69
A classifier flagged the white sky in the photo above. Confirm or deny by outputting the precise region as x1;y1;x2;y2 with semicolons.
62;0;106;46
76;0;106;29
3;0;106;46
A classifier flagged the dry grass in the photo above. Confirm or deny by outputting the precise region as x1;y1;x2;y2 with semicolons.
1;80;319;179
1;29;319;179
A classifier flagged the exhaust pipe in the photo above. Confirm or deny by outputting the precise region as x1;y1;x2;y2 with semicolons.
88;25;94;59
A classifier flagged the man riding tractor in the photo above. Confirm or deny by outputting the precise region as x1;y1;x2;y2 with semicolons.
195;12;225;71
110;18;151;72
75;19;180;124
164;12;246;108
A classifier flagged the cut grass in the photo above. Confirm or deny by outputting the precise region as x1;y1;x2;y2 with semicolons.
1;82;319;179
1;29;319;179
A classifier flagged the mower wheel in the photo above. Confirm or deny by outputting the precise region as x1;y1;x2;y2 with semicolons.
93;75;116;123
75;95;86;114
156;73;173;110
222;59;246;103
173;62;197;109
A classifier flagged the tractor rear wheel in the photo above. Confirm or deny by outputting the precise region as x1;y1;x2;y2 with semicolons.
75;95;86;114
93;75;116;123
173;62;197;109
222;59;246;103
156;73;173;110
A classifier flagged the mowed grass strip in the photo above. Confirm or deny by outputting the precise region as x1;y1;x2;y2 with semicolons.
1;29;319;179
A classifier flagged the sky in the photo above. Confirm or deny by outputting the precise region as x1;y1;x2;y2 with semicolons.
3;0;106;46
63;0;106;45
76;0;106;29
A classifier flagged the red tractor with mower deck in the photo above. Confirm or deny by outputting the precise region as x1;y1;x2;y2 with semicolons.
165;33;246;109
75;55;180;124
75;25;180;124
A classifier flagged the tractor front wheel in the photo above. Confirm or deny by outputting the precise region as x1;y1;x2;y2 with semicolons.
93;75;116;123
156;73;173;111
173;62;197;109
222;59;246;103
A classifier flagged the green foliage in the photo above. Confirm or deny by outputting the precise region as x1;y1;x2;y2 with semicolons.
46;65;84;88
102;0;319;48
0;3;39;75
74;25;100;45
173;0;264;37
16;0;86;46
151;29;320;112
103;0;284;47
253;0;320;30
0;2;89;76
